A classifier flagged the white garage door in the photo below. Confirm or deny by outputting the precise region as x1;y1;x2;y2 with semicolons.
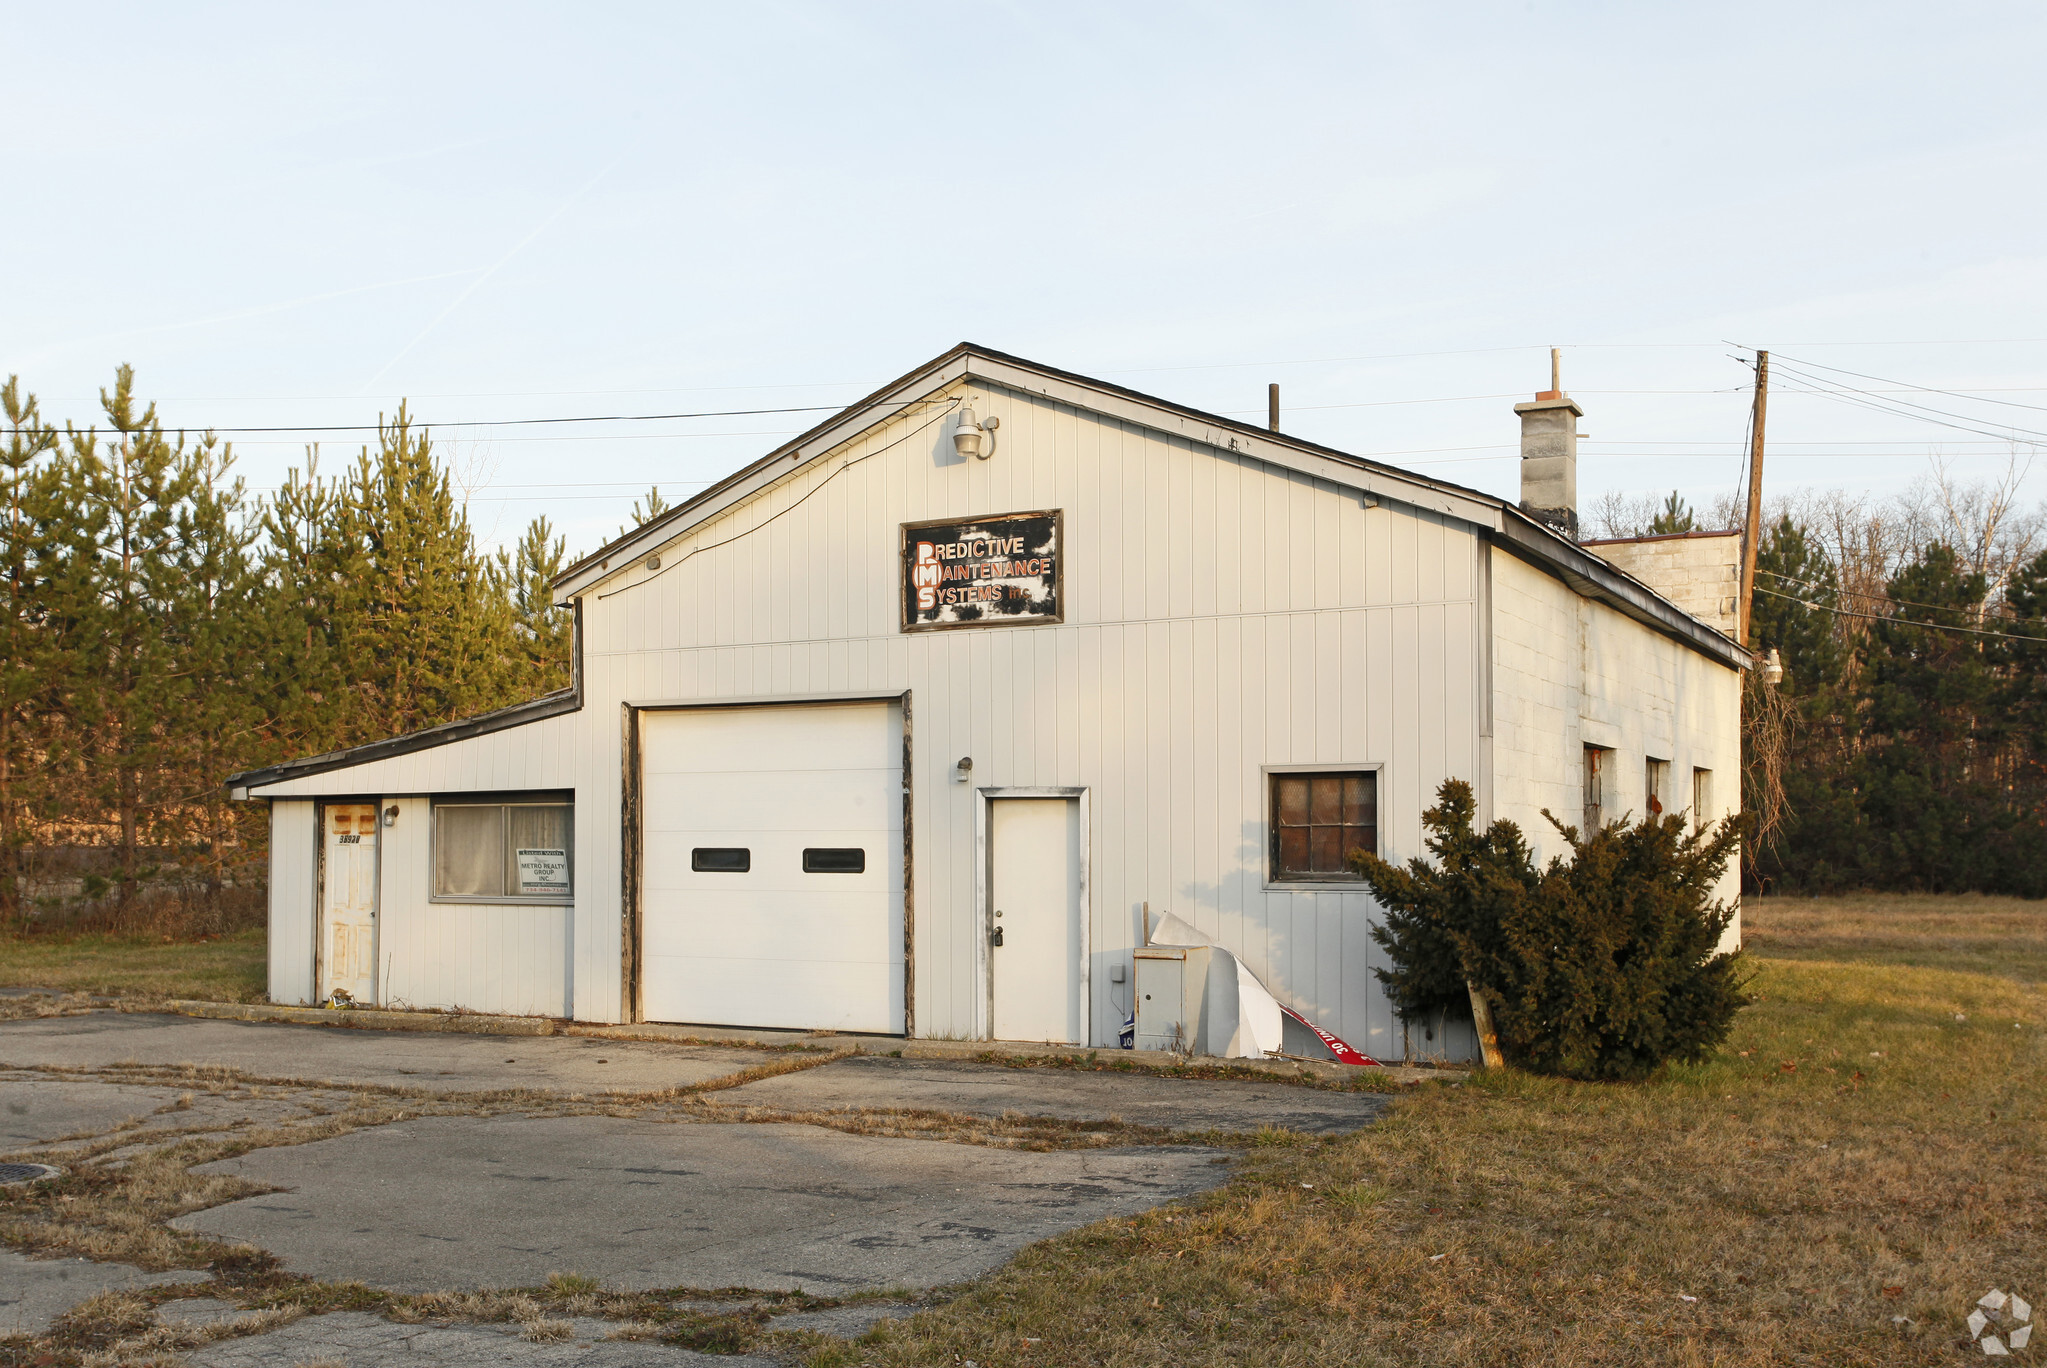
639;701;903;1033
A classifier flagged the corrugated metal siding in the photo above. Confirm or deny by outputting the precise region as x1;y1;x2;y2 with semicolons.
579;380;1484;1055
266;799;316;1005
374;795;571;1017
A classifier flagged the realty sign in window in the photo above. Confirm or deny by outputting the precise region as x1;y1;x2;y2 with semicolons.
515;848;569;896
901;510;1062;631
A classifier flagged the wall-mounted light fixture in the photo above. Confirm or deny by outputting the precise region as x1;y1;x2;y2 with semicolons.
953;405;999;460
1761;647;1784;686
954;756;974;783
382;804;400;828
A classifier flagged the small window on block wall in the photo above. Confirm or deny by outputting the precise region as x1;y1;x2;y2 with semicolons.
1692;767;1712;832
1269;771;1377;883
1583;746;1610;833
1645;757;1670;817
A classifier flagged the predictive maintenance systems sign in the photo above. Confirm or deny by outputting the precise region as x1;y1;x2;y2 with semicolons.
900;509;1062;631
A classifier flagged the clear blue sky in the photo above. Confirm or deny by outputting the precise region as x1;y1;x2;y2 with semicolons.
7;2;2046;555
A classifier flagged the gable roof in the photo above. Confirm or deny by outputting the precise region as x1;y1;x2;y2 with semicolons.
556;342;1749;671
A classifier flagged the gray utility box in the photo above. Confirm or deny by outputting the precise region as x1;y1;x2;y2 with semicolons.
1135;945;1227;1054
1133;947;1186;1052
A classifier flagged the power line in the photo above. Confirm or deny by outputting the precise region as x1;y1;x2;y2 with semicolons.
1754;585;2047;643
136;404;842;436
1769;354;2047;416
1758;569;2047;629
1767;358;2047;445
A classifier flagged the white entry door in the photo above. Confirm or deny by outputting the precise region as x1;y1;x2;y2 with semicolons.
990;797;1083;1043
640;702;903;1033
318;803;378;1004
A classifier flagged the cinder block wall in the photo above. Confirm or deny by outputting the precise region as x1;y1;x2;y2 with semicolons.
1581;532;1741;637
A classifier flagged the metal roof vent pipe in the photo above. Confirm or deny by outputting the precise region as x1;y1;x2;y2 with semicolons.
1515;347;1583;540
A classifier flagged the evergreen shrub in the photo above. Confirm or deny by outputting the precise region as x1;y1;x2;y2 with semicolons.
1353;780;1751;1081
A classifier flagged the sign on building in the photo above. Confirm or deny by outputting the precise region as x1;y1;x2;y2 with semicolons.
516;848;570;896
900;510;1062;631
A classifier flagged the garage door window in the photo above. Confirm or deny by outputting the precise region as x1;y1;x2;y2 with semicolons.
802;847;866;874
433;799;573;901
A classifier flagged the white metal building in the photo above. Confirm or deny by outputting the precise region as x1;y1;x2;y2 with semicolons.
229;344;1748;1062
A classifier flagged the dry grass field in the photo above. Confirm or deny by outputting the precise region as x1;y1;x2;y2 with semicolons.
1;896;2040;1366
0;928;266;1005
833;894;2046;1367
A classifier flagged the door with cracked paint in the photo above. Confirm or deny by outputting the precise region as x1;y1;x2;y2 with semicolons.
318;803;378;1004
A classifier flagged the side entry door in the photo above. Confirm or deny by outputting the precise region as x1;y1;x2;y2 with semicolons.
989;797;1083;1043
318;803;379;1004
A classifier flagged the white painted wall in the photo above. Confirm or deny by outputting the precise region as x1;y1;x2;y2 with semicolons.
1490;549;1743;937
373;795;571;1018
266;799;317;1006
253;718;579;1017
569;377;1485;1058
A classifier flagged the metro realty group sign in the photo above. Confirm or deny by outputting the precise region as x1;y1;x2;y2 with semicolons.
900;510;1062;631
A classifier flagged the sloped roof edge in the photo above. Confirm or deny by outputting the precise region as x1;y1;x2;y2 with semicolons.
552;342;1748;671
225;687;579;796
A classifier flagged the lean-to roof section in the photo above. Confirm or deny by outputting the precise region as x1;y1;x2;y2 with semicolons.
555;342;1748;672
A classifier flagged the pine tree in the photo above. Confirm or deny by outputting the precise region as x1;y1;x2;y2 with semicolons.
256;452;350;757
1353;779;1749;1081
1853;542;2012;891
67;367;206;892
166;434;266;892
498;516;572;699
1750;515;1843;692
326;408;526;743
617;485;669;540
1650;491;1697;534
1;378;63;925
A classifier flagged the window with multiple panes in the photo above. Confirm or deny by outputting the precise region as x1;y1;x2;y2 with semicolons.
432;798;573;901
1269;771;1377;882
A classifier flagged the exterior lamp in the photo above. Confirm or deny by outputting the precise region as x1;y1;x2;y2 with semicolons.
953;406;999;460
383;804;400;828
1761;648;1784;686
954;756;974;783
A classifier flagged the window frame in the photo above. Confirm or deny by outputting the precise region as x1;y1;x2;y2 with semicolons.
1691;767;1713;833
428;792;575;905
1645;756;1670;817
1583;745;1611;834
1262;764;1382;888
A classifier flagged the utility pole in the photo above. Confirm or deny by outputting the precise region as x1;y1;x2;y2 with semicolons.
1268;383;1280;433
1739;350;1770;646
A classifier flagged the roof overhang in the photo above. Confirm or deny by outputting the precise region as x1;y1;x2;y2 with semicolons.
225;687;580;797
549;341;1747;672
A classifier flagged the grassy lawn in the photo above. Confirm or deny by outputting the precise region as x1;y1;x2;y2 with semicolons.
831;894;2046;1367
0;928;266;1004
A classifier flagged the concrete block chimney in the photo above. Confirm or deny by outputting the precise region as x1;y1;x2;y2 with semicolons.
1515;367;1582;539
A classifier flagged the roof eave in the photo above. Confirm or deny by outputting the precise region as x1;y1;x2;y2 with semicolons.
226;687;581;797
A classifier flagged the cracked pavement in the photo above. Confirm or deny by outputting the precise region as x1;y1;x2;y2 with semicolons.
1;1005;1387;1362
